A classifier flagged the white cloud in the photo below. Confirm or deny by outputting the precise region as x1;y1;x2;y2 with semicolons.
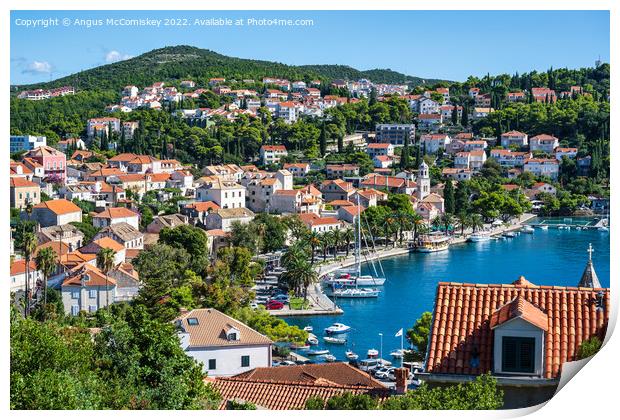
22;60;52;74
105;50;133;63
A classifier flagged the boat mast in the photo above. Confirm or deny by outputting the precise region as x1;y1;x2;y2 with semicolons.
356;194;362;278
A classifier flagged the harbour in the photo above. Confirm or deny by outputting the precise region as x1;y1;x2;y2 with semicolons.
283;222;609;363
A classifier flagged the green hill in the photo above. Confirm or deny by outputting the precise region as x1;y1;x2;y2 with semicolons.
13;45;449;92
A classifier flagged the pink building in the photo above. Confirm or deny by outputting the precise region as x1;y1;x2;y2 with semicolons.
24;146;67;182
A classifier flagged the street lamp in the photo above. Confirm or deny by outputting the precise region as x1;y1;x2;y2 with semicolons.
379;333;383;362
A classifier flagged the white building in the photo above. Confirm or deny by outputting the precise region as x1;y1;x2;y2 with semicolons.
10;260;42;293
366;143;395;158
259;145;288;165
175;308;272;377
420;134;450;154
61;263;117;315
530;135;560;154
500;131;529;148
92;207;140;230
205;208;255;232
524;158;560;180
197;179;246;209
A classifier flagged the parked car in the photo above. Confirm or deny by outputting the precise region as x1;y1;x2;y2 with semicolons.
266;301;284;310
374;367;391;379
280;360;296;366
270;294;290;303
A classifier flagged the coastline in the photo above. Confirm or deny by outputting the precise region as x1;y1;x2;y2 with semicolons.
271;213;537;318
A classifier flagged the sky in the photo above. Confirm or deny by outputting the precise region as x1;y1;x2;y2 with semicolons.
10;10;610;85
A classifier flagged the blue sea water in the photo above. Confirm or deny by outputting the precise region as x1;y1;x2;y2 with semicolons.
283;227;610;363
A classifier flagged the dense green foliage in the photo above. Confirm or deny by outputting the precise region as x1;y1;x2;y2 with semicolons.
305;374;503;410
406;312;433;362
10;306;220;409
577;336;603;359
15;45;443;93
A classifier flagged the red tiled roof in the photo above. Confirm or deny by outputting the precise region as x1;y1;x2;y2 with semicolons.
213;377;381;410
489;296;549;331
62;263;117;287
10;177;39;188
234;363;386;388
185;201;220;212
10;260;37;276
94;207;138;219
261;145;287;152
367;143;392;149
426;278;609;379
33;199;81;215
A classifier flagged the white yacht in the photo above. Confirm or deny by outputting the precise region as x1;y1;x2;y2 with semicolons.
324;323;351;334
521;225;535;234
331;288;380;298
323;336;347;344
468;232;491;242
345;350;359;361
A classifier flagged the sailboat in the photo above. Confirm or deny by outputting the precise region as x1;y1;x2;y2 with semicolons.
328;197;383;298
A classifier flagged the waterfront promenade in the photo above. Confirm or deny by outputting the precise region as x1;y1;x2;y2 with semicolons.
270;213;536;317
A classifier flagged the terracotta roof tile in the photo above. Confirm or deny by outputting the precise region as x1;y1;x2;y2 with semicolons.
426;278;609;379
94;207;138;219
33;199;81;215
175;308;272;348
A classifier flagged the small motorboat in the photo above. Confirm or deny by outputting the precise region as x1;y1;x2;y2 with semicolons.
324;354;337;362
367;349;379;358
303;326;313;332
307;333;319;346
520;225;535;234
345;350;359;361
539;225;549;230
503;231;516;238
390;349;405;359
325;323;351;334
290;343;310;350
308;349;330;356
323;336;347;344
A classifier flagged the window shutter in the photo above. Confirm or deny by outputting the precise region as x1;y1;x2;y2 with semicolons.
502;337;518;371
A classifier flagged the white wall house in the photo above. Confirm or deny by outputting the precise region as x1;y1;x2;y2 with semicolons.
92;207;140;230
175;308;272;377
529;135;559;154
524;158;560;180
197;179;246;209
61;264;116;315
259;145;288;165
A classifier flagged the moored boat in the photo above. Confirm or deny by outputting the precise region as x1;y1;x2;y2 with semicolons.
345;350;359;361
331;287;380;298
503;231;516;238
308;349;330;356
468;232;491;242
324;354;337;362
323;336;347;344
307;333;319;345
415;234;451;253
521;225;535;234
291;344;310;350
324;323;351;334
303;326;313;332
390;349;405;359
367;349;379;358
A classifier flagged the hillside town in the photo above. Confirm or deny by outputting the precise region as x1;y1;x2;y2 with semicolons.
10;43;610;410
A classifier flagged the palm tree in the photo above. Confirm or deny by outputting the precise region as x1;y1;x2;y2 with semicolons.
96;247;116;311
296;261;318;301
331;229;342;257
411;213;424;242
440;213;456;236
319;232;331;261
22;232;38;317
469;213;484;233
307;231;321;264
456;212;469;236
383;216;395;248
431;215;443;232
34;246;57;319
343;227;354;257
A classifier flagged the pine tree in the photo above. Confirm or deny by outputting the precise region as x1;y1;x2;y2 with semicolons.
451;105;458;125
461;104;469;127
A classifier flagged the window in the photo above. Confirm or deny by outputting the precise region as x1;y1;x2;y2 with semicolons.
187;317;199;326
502;336;535;373
241;355;250;367
208;359;216;370
89;289;97;299
227;332;238;341
71;291;79;299
88;305;97;313
71;305;79;316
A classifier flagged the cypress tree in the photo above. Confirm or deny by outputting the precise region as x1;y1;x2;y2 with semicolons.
319;123;327;157
451;105;458;125
444;179;455;214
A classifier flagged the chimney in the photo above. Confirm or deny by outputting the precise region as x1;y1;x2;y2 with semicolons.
395;367;408;394
179;307;189;316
